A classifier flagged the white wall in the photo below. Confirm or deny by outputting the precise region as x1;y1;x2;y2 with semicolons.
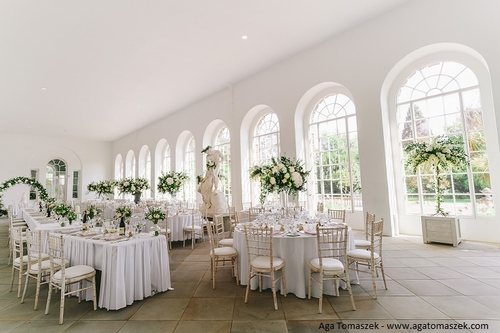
0;133;112;207
112;0;500;242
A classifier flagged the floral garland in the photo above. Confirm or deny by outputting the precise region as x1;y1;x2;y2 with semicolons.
116;177;150;194
115;206;132;219
0;176;51;216
87;180;116;196
145;206;166;224
250;156;310;204
404;135;469;216
157;172;188;196
84;204;101;219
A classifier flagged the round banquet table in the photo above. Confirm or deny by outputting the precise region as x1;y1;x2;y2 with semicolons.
233;225;358;299
144;214;193;241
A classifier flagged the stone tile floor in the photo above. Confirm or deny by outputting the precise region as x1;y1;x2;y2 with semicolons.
1;217;499;332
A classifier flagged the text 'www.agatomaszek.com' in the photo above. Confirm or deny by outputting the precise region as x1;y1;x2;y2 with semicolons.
318;321;490;331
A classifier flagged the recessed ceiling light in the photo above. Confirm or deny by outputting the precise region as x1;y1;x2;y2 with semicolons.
241;35;248;40
41;87;46;90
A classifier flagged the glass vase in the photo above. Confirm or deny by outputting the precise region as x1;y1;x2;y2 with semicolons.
150;222;161;236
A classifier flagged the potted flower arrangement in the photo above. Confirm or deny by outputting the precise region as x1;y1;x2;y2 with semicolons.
250;156;310;205
116;177;150;203
145;206;166;236
404;135;469;246
157;171;188;197
87;180;116;199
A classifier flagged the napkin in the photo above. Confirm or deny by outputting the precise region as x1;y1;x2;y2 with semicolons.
104;235;122;241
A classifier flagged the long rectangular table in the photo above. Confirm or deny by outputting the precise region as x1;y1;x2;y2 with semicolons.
62;233;171;310
22;208;172;310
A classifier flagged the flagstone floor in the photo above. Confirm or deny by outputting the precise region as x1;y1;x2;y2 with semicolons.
1;217;499;332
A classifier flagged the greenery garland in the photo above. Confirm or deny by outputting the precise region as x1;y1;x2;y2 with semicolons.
0;176;51;216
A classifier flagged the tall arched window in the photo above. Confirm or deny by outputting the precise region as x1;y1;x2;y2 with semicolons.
309;94;361;211
214;126;231;206
125;150;136;178
138;146;151;198
253;113;280;166
183;135;196;204
251;113;280;205
397;61;494;216
46;159;67;200
163;145;171;174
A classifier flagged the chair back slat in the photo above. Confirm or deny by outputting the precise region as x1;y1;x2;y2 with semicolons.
327;209;346;223
244;225;273;261
316;224;348;265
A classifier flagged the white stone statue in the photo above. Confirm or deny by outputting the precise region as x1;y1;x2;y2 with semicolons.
198;146;228;214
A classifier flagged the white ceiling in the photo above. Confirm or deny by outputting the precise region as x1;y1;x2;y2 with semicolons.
0;0;408;142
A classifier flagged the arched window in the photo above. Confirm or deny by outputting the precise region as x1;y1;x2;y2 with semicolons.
214;126;231;206
46;159;67;200
309;94;361;211
163;145;171;174
397;61;494;216
251;113;280;205
125;150;136;178
138;146;151;198
253;113;280;166
183;135;196;204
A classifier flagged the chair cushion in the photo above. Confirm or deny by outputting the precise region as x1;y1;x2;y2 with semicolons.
183;226;203;231
53;265;95;283
219;238;233;246
309;258;344;271
30;258;69;272
354;239;371;247
251;256;284;269
14;253;49;266
212;247;238;256
347;249;380;260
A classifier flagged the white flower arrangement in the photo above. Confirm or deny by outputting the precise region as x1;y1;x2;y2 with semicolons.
0;176;50;216
157;172;189;196
116;177;150;195
87;180;116;197
404;135;469;216
145;206;166;224
115;206;132;219
250;156;310;204
84;204;101;219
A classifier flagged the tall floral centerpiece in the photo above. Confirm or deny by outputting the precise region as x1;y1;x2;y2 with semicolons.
145;206;166;236
87;180;116;199
404;135;469;216
157;172;188;198
116;177;150;203
250;156;310;205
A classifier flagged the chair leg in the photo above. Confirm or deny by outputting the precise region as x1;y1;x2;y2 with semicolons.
59;283;65;324
211;258;216;290
45;282;53;315
92;275;97;310
271;270;278;310
17;266;23;297
244;272;252;304
307;271;312;299
380;262;388;290
21;271;30;304
234;257;239;286
318;274;323;314
371;263;378;299
34;275;42;310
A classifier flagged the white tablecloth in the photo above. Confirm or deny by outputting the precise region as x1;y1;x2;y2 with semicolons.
63;234;171;310
233;226;358;299
22;209;82;252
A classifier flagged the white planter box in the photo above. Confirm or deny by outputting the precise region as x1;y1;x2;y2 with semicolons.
421;215;462;247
